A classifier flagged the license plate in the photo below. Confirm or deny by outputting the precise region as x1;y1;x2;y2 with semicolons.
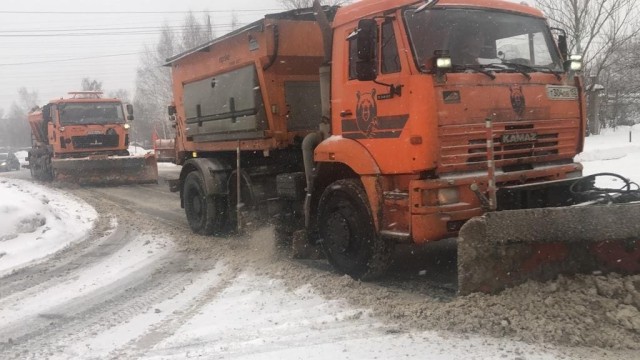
502;132;537;144
547;85;578;100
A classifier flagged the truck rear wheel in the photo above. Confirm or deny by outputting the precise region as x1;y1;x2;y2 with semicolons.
184;171;225;235
318;179;392;280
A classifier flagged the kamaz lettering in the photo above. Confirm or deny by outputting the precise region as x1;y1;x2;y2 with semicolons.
501;133;538;144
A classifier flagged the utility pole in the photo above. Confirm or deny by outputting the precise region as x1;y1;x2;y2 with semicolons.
207;14;213;40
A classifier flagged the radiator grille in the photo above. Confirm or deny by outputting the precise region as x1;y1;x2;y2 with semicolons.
439;119;579;173
71;134;119;149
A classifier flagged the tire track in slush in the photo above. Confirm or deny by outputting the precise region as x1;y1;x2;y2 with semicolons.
12;270;194;360
0;213;119;299
0;233;174;358
111;264;236;359
0;181;231;360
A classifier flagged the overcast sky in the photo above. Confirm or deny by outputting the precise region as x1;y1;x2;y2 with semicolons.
0;0;286;112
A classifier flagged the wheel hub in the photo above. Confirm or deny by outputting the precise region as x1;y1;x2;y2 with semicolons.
326;213;351;253
191;194;202;215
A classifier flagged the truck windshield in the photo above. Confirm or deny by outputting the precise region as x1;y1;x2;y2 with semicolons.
58;102;125;125
404;8;564;73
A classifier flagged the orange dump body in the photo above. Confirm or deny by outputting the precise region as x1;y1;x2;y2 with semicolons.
168;13;327;163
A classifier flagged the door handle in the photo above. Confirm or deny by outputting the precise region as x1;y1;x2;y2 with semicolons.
340;110;353;117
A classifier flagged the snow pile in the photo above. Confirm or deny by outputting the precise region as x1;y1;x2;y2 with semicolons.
13;150;29;167
129;146;153;156
417;273;640;349
577;125;640;188
0;178;97;277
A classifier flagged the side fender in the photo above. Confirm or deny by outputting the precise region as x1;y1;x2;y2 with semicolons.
314;136;380;175
179;158;231;207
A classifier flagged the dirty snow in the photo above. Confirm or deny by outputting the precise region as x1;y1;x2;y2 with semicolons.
0;232;171;327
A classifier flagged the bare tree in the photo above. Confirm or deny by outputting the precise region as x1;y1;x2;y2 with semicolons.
108;89;131;103
133;15;211;146
599;38;640;128
206;14;215;40
230;11;239;31
535;0;640;134
16;87;39;112
279;0;350;9
81;78;103;92
132;25;175;146
182;11;211;50
0;88;38;148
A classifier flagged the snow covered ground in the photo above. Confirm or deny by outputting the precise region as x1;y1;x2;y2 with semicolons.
0;178;97;277
0;127;639;359
577;125;640;188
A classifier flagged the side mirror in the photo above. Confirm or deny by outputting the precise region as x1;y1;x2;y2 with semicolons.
168;105;177;116
551;27;568;61
42;104;51;122
558;34;568;62
126;104;134;121
356;19;377;81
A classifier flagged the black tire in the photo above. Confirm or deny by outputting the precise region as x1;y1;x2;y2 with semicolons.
273;200;303;247
183;171;225;235
317;179;393;280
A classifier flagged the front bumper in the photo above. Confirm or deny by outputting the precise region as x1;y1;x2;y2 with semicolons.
408;162;582;244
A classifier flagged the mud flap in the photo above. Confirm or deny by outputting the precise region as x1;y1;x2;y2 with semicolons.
458;203;640;295
52;153;158;185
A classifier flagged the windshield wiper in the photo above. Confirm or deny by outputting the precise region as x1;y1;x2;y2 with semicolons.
534;66;563;80
488;62;562;80
485;62;532;80
451;64;496;80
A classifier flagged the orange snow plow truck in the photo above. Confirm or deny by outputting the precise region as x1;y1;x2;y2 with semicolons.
166;0;640;294
26;91;158;185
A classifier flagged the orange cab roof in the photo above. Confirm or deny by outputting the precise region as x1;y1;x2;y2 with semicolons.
333;0;544;28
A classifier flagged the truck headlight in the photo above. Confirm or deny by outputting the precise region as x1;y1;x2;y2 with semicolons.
124;124;131;130
438;188;460;205
436;57;452;69
0;162;6;166
570;61;582;71
569;54;582;71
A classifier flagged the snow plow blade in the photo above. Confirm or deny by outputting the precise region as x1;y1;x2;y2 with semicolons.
458;203;640;295
52;153;158;185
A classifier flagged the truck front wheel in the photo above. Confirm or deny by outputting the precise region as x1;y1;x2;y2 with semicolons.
317;179;392;280
184;171;225;235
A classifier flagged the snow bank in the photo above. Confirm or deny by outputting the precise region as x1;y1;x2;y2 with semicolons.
129;146;153;156
576;125;640;187
0;178;97;277
13;150;29;166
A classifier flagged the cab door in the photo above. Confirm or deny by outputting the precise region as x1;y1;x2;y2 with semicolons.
333;17;415;174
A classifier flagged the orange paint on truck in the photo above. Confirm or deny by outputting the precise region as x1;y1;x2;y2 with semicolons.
168;0;587;278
